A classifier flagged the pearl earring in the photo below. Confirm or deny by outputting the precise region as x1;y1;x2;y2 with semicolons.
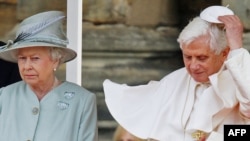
53;68;57;71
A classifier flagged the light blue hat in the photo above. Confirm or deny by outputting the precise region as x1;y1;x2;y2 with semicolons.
0;11;77;63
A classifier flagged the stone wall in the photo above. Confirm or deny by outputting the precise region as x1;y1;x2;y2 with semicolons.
1;0;250;140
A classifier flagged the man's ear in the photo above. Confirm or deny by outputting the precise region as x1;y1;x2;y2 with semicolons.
222;46;230;59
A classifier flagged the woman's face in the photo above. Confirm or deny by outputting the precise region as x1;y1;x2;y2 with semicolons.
17;47;58;86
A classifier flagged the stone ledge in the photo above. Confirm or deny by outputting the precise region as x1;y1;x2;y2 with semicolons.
83;23;180;52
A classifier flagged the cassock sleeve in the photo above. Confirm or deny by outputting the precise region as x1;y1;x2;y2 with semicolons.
103;79;162;139
225;48;250;118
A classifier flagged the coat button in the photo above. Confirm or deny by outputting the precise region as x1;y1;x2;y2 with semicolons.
32;107;39;115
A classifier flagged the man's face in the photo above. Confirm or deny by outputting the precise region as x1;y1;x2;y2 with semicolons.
182;36;229;83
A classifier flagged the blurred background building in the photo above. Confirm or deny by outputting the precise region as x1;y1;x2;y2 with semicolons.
1;0;250;140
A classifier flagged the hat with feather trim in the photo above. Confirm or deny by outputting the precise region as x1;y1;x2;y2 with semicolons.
0;11;77;63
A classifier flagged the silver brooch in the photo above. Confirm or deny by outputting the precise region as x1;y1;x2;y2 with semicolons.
64;92;75;100
57;101;69;110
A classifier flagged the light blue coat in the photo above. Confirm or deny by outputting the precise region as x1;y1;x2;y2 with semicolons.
0;81;98;141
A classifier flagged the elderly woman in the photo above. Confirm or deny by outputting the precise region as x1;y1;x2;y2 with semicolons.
0;11;97;141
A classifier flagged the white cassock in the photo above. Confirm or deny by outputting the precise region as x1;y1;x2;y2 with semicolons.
103;48;250;141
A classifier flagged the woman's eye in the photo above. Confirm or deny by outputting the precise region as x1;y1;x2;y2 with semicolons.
18;57;26;60
184;55;191;60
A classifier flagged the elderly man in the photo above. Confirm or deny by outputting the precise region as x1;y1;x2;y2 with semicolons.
103;6;249;141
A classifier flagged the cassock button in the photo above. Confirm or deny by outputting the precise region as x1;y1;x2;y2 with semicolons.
32;107;39;115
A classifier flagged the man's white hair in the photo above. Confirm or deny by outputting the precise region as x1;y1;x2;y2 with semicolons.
177;17;228;54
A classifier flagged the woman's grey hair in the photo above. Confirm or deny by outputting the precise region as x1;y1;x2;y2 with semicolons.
12;47;65;64
177;17;228;55
49;47;64;64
